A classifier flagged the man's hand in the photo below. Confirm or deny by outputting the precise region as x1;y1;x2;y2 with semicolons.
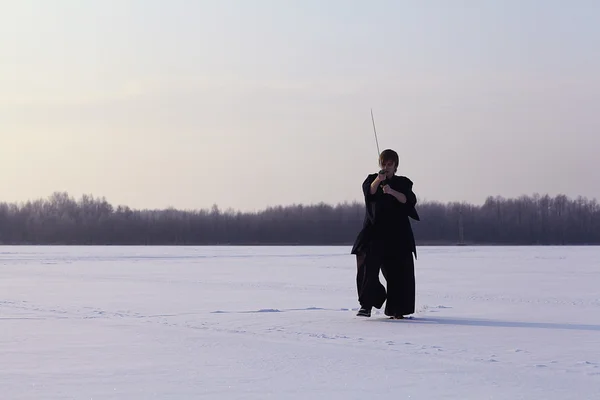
383;185;407;203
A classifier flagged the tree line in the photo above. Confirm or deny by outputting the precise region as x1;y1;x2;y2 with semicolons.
0;192;599;245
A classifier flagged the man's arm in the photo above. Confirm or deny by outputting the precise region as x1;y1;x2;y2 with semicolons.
383;178;417;206
370;177;382;194
362;173;383;198
382;185;406;203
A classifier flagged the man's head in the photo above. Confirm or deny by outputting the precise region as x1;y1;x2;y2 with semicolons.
379;149;399;176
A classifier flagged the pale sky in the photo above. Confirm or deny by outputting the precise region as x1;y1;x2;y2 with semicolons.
2;0;599;212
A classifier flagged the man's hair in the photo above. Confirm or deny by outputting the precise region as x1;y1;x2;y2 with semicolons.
379;149;399;171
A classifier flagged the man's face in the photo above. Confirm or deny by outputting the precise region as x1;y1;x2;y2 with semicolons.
380;159;396;176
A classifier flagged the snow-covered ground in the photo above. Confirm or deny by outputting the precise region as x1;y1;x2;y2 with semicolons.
1;245;599;399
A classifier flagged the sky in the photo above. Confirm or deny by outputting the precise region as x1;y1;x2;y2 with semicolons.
2;0;599;212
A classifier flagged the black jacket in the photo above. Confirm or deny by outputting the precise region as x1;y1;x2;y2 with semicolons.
351;173;420;258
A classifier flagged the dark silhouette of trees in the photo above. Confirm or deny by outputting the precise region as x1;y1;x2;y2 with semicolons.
0;191;598;245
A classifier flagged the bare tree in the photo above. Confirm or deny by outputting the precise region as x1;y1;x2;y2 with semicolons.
0;192;598;245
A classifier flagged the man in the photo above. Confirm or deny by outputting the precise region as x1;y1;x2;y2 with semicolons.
351;149;420;319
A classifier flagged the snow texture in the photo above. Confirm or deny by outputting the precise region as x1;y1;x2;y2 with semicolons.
1;245;599;399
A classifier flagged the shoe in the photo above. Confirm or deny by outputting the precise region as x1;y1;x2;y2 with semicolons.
387;314;405;319
356;307;372;317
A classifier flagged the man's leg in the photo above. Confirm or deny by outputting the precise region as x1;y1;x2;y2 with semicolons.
382;252;415;318
355;252;366;299
356;247;386;316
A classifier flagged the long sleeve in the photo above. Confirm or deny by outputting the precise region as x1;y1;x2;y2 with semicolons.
404;180;420;221
394;176;419;221
362;174;379;200
361;174;380;224
404;183;417;208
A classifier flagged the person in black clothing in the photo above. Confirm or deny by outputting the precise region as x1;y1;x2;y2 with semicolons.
351;149;420;319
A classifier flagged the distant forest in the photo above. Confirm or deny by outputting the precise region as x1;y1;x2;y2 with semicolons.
1;191;599;245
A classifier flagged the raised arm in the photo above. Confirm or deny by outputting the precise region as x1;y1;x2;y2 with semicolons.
362;173;381;199
363;172;385;197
